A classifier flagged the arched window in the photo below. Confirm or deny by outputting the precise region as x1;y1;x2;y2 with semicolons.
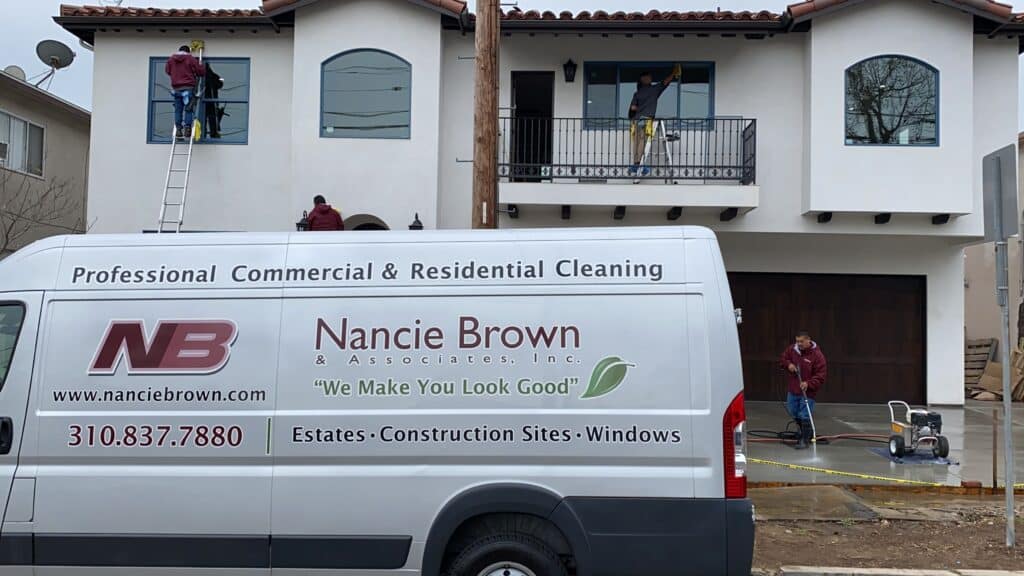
321;49;411;139
845;55;937;146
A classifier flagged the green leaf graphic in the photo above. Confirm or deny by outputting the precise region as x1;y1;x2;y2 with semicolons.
581;356;635;399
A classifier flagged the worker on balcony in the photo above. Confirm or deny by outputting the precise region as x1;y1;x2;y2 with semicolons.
165;45;206;140
628;64;681;178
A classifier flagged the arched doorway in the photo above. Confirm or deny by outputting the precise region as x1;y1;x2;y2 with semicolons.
343;214;389;231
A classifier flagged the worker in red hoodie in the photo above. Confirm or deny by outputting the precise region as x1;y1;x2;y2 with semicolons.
307;195;345;231
779;331;827;449
165;45;206;140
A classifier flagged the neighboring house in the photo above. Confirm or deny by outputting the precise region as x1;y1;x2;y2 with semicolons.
56;0;1024;406
0;69;89;256
964;132;1024;347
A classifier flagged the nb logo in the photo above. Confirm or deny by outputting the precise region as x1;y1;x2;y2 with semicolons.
90;320;237;375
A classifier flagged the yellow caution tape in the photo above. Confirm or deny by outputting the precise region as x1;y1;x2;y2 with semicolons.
749;457;945;487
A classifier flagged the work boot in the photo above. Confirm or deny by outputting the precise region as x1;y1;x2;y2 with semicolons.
795;420;810;449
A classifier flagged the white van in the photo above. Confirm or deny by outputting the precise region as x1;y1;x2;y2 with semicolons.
0;226;752;576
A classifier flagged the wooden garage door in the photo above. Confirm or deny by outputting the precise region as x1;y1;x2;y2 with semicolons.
728;273;926;404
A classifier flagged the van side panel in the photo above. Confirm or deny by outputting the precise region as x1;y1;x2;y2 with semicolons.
271;289;697;556
27;295;279;572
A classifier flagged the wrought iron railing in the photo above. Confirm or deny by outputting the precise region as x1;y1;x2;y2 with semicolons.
499;116;756;184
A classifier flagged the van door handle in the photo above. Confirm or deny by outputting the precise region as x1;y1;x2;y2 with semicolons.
0;417;13;455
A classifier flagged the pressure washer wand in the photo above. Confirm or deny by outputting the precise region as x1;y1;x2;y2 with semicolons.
796;361;817;445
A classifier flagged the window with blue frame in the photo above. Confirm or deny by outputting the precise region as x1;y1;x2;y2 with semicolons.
321;49;411;139
583;62;713;127
845;55;937;146
148;57;250;144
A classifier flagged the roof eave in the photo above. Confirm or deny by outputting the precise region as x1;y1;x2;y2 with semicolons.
788;0;1014;25
54;15;280;43
0;73;91;124
479;20;785;33
265;0;466;20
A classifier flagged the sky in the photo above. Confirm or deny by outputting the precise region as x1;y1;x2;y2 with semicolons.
4;0;1024;123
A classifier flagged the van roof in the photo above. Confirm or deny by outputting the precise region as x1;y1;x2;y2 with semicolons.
0;227;715;293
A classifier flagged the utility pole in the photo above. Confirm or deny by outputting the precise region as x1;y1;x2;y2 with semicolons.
472;0;499;229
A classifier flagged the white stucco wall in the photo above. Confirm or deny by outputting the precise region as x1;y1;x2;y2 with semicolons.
719;233;966;406
290;0;443;231
438;33;475;230
87;31;294;233
806;0;974;216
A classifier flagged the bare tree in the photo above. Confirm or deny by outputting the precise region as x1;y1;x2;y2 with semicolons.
846;57;937;145
0;168;86;257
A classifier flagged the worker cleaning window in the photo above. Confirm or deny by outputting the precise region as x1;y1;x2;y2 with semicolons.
627;64;680;179
779;331;828;449
165;44;206;141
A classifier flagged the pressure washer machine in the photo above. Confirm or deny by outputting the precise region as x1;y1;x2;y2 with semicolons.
887;400;950;459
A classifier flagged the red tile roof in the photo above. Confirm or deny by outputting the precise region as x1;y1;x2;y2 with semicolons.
54;0;1024;36
59;5;265;18
262;0;467;18
498;9;782;23
788;0;1013;21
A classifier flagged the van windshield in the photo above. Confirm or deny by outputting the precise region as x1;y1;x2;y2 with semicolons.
0;304;25;391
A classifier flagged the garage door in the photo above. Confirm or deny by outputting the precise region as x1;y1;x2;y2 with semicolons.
728;273;926;404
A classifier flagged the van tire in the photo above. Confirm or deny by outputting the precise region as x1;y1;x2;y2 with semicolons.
445;533;567;576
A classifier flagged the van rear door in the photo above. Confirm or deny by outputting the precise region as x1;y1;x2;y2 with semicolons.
0;295;40;531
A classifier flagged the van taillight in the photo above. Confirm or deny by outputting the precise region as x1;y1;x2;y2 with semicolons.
723;391;747;499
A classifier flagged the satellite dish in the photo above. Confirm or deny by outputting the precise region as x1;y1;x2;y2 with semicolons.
37;40;76;70
3;65;26;81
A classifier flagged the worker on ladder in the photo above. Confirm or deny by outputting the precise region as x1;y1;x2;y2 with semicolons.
166;44;206;141
628;64;681;179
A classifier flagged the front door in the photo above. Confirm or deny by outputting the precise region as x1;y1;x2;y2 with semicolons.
0;295;40;535
511;71;555;182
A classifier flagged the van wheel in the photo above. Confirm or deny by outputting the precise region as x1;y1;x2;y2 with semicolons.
446;533;567;576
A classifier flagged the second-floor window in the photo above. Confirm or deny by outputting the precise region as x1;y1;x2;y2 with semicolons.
584;62;714;126
0;110;44;177
321;49;412;139
148;57;251;144
845;55;938;146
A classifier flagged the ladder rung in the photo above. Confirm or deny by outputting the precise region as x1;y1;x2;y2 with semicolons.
164;202;183;207
169;168;188;173
166;185;185;189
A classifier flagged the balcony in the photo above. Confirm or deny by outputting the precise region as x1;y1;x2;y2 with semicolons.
498;116;759;217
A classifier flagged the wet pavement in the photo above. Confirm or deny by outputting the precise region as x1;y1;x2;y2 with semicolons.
747;401;1024;487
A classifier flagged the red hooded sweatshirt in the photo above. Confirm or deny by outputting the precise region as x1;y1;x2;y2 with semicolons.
307;203;345;231
165;51;206;91
779;341;827;399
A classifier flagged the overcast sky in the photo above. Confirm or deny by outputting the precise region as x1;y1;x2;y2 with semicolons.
4;0;1024;124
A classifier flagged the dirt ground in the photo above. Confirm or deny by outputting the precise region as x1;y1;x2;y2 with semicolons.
754;506;1024;572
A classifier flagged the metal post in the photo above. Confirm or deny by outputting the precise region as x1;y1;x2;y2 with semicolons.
996;239;1017;548
993;408;998;491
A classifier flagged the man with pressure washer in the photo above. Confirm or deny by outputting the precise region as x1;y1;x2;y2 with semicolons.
780;331;827;449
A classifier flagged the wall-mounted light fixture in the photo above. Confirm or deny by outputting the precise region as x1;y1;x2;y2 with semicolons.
563;59;577;83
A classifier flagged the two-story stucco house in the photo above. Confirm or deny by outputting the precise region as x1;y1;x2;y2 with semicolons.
0;69;89;256
56;0;1024;406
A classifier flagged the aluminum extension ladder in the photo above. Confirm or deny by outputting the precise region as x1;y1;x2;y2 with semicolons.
157;44;204;233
